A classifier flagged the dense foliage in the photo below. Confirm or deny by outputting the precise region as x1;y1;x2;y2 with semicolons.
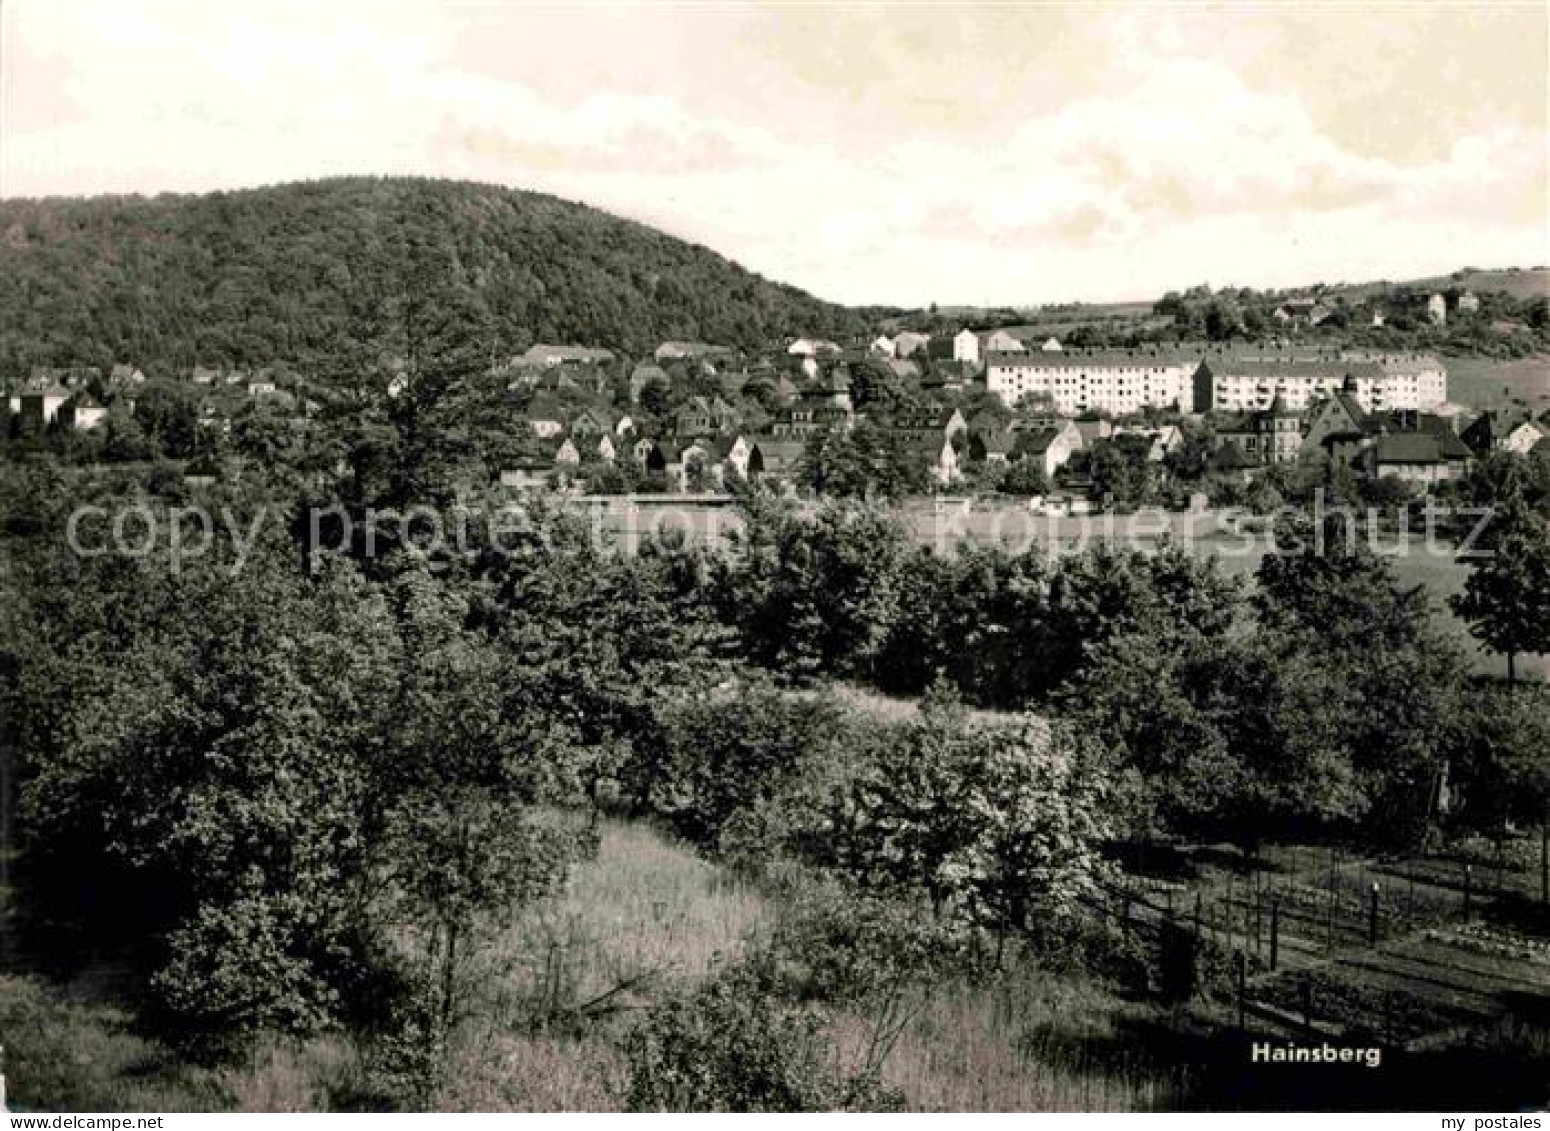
0;177;867;381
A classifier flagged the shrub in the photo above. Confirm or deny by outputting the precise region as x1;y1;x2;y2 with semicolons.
622;965;899;1112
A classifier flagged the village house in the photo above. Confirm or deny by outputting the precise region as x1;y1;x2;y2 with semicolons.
108;363;146;387
869;335;896;357
981;329;1023;354
1271;298;1333;327
951;328;982;366
967;425;1014;465
518;344;617;369
569;405;615;440
654;341;731;364
1304;382;1468;473
890;406;968;446
1456;291;1480;314
1461;410;1547;457
64;392;108;430
1359;431;1472;484
499;462;553;491
771;370;854;439
1300;381;1372;461
526;396;567;439
1112;422;1183;461
746;437;806;485
1016;421;1084;479
13;383;71;426
1213;393;1302;467
1427;294;1447;325
910;433;960;486
787;337;841;358
717;434;757;479
674;395;739;439
892;331;930;359
1072;418;1112;447
29;365;102;391
1040;337;1063;352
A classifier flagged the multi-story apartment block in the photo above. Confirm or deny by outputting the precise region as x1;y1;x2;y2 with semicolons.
985;349;1199;414
1202;352;1446;413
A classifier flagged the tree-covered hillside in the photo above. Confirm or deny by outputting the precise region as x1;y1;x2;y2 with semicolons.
0;177;866;381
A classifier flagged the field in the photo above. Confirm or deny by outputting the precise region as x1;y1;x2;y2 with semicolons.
1439;354;1550;412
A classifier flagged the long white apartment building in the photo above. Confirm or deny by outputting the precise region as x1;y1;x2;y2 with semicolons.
986;349;1200;414
1204;351;1447;413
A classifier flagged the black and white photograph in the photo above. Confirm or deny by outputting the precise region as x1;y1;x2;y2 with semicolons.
0;0;1546;1117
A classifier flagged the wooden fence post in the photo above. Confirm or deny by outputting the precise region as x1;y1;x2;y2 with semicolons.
1269;896;1280;972
1369;881;1381;947
1235;950;1247;1030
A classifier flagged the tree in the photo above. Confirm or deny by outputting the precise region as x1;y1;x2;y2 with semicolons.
829;689;1112;945
1451;462;1550;682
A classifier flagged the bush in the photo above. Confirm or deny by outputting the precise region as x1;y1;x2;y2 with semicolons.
622;965;900;1112
629;683;847;853
746;874;968;1005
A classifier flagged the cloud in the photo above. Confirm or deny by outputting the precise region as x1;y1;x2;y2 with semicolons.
2;0;1543;305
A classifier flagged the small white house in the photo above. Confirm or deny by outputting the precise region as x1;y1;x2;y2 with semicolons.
953;328;981;365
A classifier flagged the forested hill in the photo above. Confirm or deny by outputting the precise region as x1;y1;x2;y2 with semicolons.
0;177;867;380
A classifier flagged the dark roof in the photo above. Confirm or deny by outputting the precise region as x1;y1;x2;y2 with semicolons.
1370;433;1465;465
1018;427;1068;456
986;348;1201;369
1212;441;1256;470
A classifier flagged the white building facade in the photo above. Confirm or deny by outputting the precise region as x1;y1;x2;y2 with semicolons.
1207;353;1447;413
986;351;1199;414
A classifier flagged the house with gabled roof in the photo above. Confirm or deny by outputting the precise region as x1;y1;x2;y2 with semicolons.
1461;410;1546;457
65;392;108;430
1360;431;1472;484
14;383;71;425
1015;421;1084;479
890;406;967;445
1213;393;1302;467
569;405;616;440
968;425;1015;465
717;433;757;480
655;341;732;363
519;344;616;368
108;363;146;387
1301;383;1372;458
526;396;567;439
747;437;807;483
915;433;960;486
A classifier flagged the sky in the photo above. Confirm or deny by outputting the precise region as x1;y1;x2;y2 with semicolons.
2;0;1545;306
